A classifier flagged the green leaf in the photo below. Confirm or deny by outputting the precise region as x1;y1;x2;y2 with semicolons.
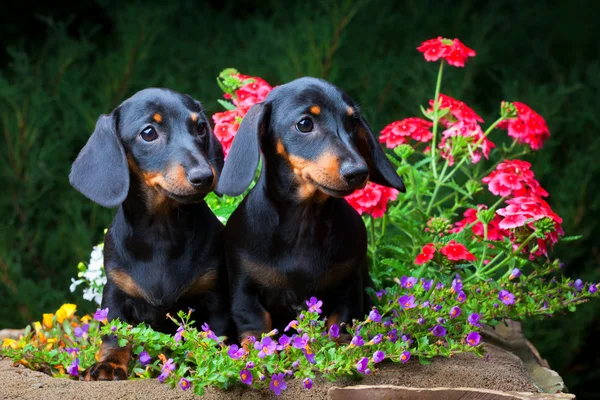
217;99;237;111
418;357;432;366
561;235;582;242
118;338;128;348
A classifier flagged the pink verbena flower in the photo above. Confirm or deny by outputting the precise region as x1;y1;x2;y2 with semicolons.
438;120;495;166
417;37;476;67
379;118;433;148
499;102;549;150
345;182;399;218
482;160;548;198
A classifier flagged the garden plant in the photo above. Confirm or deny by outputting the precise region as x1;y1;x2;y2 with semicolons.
1;37;598;396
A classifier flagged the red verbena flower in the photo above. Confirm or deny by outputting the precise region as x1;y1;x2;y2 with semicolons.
379;118;433;148
438;120;495;166
482;159;548;198
212;109;243;157
417;37;476;67
499;102;549;150
415;243;436;265
345;182;399;218
429;94;484;127
233;76;273;110
451;205;508;241
440;240;476;262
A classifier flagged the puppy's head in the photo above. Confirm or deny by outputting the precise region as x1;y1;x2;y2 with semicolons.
70;88;224;209
216;77;405;200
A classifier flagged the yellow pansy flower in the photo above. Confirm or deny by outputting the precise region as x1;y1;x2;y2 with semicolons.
56;304;77;324
32;321;42;333
2;338;18;349
42;313;54;329
80;315;92;324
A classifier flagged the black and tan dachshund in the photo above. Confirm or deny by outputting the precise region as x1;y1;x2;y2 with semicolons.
69;88;233;380
216;77;405;343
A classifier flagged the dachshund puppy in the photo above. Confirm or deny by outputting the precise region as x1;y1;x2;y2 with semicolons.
70;88;233;380
216;77;405;342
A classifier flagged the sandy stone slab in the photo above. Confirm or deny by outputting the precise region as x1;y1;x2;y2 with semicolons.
0;344;537;400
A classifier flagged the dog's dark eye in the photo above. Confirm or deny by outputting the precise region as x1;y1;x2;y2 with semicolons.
140;126;158;142
197;121;207;138
296;118;313;133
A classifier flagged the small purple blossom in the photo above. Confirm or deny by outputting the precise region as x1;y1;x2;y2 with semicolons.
356;357;370;374
476;288;481;293
373;350;385;363
401;276;418;289
451;278;463;293
292;333;309;350
328;323;340;339
468;313;480;327
398;295;417;309
303;378;313;389
456;291;467;303
387;329;399;343
383;319;393;327
367;309;382;323
306;297;323;314
201;323;219;341
449;306;461;318
110;325;117;332
375;289;387;299
417;317;426;325
277;334;292;350
401;334;413;344
158;358;175;383
433;304;442;311
179;378;191;391
437;317;445;324
467;331;481;346
255;336;277;358
432;325;447;337
421;278;433;291
139;351;151;366
369;334;383;345
67;358;79;377
494;303;499;308
228;344;246;359
400;351;411;363
284;320;299;332
93;308;109;322
574;279;584;292
590;284;598;294
435;281;445;290
351;335;364;347
240;369;253;385
509;268;521;280
74;323;89;339
498;290;515;305
174;325;185;343
246;361;255;369
270;373;287;396
65;347;78;356
421;300;430;308
303;348;316;364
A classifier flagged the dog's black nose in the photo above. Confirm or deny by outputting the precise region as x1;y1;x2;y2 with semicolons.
187;168;214;189
341;164;369;187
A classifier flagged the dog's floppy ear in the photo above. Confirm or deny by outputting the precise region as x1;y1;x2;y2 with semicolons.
69;113;129;207
356;116;406;192
216;102;270;196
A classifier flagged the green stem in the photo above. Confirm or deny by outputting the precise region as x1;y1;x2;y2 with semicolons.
430;61;445;179
370;216;378;269
381;213;388;238
426;159;449;216
477;223;489;270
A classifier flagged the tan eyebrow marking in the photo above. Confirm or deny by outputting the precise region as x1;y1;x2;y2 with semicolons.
153;113;162;123
347;107;354;116
190;112;198;122
310;105;321;115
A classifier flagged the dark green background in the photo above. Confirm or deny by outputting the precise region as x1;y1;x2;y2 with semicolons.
1;0;598;396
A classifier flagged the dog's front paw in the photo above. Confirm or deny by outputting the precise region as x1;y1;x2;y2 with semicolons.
81;362;128;381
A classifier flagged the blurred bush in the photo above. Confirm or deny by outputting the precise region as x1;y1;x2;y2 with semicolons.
0;0;598;396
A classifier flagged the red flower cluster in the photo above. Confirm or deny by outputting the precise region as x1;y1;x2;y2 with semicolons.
428;94;484;127
345;182;399;218
415;243;436;265
482;160;548;198
414;241;476;265
498;102;549;150
213;73;273;156
379;118;433;149
438;120;495;166
497;196;564;257
417;37;476;67
451;205;508;241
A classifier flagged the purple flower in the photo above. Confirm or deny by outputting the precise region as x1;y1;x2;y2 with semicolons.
369;334;383;345
259;373;266;381
417;317;426;325
387;329;399;343
240;369;253;385
433;304;442;311
509;268;521;280
277;334;292;350
270;373;287;396
435;281;445;290
163;358;176;372
493;303;499;308
400;351;411;363
456;291;467;303
303;348;316;364
139;351;151;366
174;325;185;343
432;325;447;337
306;297;323;314
498;290;515;305
421;278;433;291
292;360;299;369
356;357;370;374
201;323;219;341
375;289;387;299
437;317;445;324
449;306;461;318
228;344;246;359
476;288;481;293
246;361;255;369
74;323;89;339
328;323;340;339
367;309;382;323
373;350;385;363
303;378;313;389
574;279;584;292
421;300;430;308
383;319;393;327
255;336;277;358
111;325;117;332
402;334;413;344
351;335;364;347
401;276;418;289
65;348;78;356
284;320;299;332
93;308;109;323
179;378;191;391
468;313;480;327
451;278;463;293
67;358;79;377
590;284;598;294
292;333;309;349
157;371;169;383
466;331;481;346
398;295;417;309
